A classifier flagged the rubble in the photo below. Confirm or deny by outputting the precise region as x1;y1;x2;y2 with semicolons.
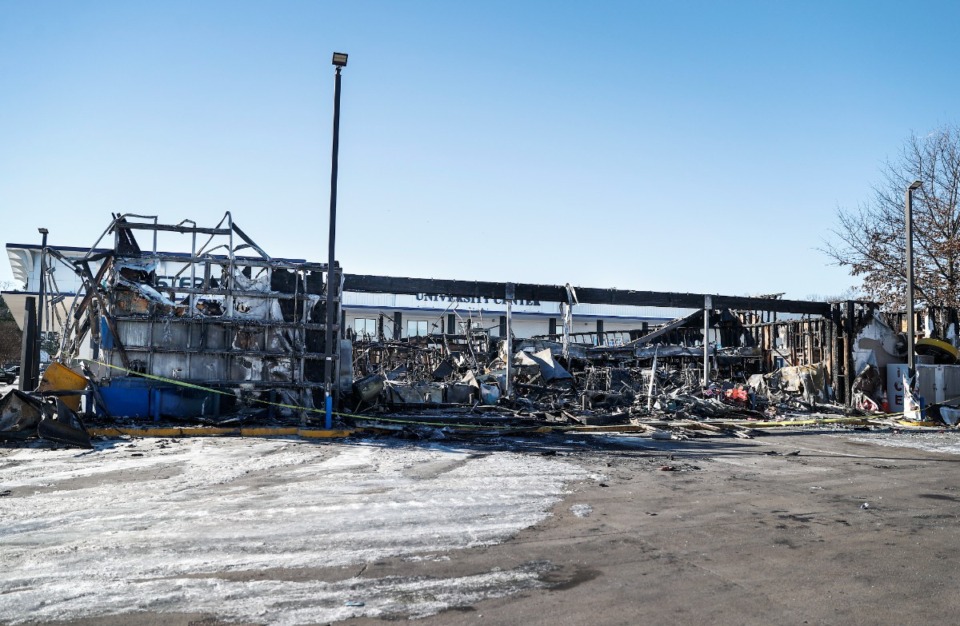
344;306;850;431
0;390;41;441
36;398;92;449
17;213;960;445
0;389;90;448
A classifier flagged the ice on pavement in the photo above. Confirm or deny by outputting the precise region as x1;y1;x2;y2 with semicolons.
0;437;586;624
846;431;960;456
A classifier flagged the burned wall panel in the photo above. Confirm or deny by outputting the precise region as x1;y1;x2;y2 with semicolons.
61;214;344;421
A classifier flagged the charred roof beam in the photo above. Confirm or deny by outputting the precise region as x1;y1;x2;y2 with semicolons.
342;275;831;316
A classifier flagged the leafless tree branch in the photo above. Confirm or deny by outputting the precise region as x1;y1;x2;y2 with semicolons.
820;125;960;309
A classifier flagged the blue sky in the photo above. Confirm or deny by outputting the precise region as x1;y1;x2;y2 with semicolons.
2;0;958;300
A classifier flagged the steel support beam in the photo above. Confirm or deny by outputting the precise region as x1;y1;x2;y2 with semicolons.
343;274;830;316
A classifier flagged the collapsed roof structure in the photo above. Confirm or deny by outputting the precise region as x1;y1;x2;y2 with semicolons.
6;213;960;446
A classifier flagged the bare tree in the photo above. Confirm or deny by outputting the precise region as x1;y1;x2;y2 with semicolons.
0;285;14;322
803;287;863;303
823;125;960;309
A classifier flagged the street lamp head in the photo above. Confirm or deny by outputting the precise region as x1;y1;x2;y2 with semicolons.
909;180;922;191
38;228;48;235
332;52;348;67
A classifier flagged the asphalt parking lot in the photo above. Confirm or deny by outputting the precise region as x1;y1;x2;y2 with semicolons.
4;425;960;625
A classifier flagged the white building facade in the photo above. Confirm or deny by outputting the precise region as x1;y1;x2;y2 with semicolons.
5;243;689;346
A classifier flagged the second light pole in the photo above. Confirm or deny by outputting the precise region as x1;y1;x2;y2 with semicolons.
323;52;348;429
905;179;922;377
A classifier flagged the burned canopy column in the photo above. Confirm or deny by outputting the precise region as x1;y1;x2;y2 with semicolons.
562;283;577;360
19;297;37;392
505;283;514;399
829;302;841;402
322;261;341;428
703;295;712;386
34;228;49;388
843;300;855;405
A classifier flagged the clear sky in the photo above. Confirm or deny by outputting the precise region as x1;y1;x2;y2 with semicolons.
2;0;958;300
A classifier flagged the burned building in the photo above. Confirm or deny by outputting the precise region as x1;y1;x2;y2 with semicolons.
5;213;345;423
7;213;960;431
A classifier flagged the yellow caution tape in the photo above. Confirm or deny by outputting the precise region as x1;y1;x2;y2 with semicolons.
720;417;869;428
894;420;945;428
82;359;332;416
87;426;353;439
80;359;564;432
81;359;956;435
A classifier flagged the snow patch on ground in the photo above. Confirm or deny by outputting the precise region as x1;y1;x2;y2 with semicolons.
847;431;960;456
0;437;585;624
4;563;553;626
570;503;593;518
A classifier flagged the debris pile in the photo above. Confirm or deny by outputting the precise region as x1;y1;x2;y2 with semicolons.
5;212;923;445
345;312;846;427
0;388;91;448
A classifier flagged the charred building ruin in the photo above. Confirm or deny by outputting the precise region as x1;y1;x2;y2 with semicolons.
5;214;960;428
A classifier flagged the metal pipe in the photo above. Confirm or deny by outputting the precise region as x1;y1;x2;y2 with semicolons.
647;345;658;411
297;268;307;425
505;283;514;399
190;230;197;312
906;180;922;378
843;300;854;405
324;60;345;430
703;295;712;386
225;211;235;319
151;215;158;257
561;283;576;360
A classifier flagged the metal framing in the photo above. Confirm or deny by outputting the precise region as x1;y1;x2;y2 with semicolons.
93;214;341;421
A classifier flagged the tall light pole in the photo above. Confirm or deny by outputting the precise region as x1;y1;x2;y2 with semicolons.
324;51;347;430
35;227;49;384
905;179;922;377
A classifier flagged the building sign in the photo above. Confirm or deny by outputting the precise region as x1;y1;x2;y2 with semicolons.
156;275;205;289
415;293;541;306
391;293;555;315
